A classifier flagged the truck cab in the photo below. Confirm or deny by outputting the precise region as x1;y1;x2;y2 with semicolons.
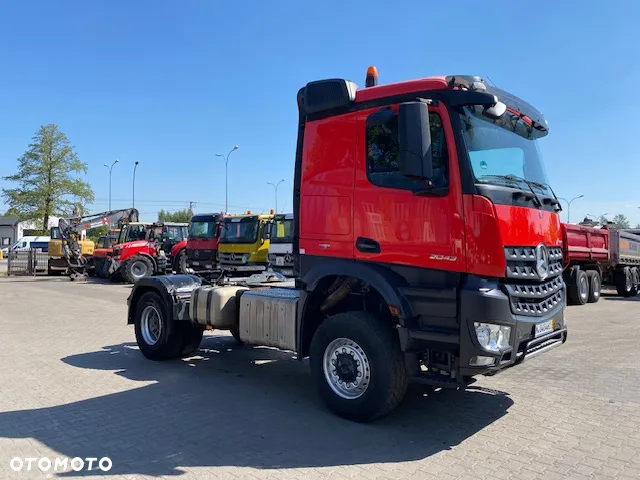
186;213;225;272
217;213;273;274
267;213;294;276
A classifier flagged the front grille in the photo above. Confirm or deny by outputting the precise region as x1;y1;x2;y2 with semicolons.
187;249;215;261
504;246;563;279
503;245;564;317
218;252;246;265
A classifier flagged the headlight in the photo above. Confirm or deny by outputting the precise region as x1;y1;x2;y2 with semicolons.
474;322;511;352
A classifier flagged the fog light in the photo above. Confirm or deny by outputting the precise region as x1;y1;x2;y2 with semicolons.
470;356;496;367
474;322;511;352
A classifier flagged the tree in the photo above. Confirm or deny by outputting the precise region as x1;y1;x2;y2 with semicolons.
158;208;193;223
612;214;630;229
1;124;94;230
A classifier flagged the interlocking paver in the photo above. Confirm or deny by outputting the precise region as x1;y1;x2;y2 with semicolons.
0;276;639;479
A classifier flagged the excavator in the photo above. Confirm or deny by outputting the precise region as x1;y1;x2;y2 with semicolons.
51;208;139;280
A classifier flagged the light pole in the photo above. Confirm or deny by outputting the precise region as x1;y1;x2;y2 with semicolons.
216;146;239;213
103;159;119;210
267;179;285;213
132;161;139;210
558;195;583;223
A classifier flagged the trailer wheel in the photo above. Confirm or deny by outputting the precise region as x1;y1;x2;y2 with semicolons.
567;269;589;305
134;292;184;360
615;267;634;297
178;323;204;357
631;267;639;296
309;311;408;422
586;271;601;303
122;255;153;283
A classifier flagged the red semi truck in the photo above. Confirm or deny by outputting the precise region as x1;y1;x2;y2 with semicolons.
185;213;226;272
562;221;640;304
125;69;567;422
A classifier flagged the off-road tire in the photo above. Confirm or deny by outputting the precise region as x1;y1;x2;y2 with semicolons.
178;323;204;357
122;255;154;284
174;249;188;274
567;269;588;305
586;270;601;303
309;311;408;423
47;260;63;276
134;291;184;360
615;267;634;297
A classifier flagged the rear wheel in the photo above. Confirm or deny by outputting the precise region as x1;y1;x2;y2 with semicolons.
631;267;639;296
134;292;184;360
309;311;408;422
122;255;154;283
586;270;601;303
615;267;634;297
567;269;588;305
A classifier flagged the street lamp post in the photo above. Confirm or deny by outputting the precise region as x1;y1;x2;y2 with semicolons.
558;195;584;223
267;179;285;213
103;159;119;210
132;161;139;210
216;146;239;213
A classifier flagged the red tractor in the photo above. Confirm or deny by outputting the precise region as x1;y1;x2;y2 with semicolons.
108;222;188;283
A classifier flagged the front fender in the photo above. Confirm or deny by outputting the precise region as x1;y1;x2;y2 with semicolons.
299;258;414;322
127;274;203;328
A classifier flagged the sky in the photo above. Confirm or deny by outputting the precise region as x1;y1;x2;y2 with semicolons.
1;0;639;225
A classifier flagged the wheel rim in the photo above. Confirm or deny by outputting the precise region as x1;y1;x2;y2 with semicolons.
180;253;187;272
323;337;371;400
141;305;162;345
593;276;600;298
131;260;148;279
626;270;632;291
579;275;588;301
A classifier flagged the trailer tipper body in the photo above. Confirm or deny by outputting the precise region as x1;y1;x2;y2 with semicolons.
127;70;567;422
562;222;640;303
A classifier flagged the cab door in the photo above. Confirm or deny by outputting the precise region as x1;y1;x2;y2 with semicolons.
352;102;465;273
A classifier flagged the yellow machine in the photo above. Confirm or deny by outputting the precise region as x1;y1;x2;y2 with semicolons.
48;226;94;275
217;212;274;274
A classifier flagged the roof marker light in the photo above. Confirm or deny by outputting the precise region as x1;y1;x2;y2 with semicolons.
365;66;378;87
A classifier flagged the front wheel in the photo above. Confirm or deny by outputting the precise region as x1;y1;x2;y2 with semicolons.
122;255;154;283
134;292;184;360
309;311;408;422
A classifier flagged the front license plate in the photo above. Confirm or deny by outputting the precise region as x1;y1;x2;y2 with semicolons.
535;319;554;337
275;257;285;266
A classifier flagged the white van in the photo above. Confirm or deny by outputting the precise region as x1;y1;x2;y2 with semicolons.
2;236;51;256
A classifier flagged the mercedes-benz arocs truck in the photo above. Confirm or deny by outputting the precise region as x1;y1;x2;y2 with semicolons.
125;68;567;422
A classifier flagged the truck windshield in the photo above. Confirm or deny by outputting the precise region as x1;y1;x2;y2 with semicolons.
189;219;218;239
270;219;293;243
459;106;552;197
220;220;259;244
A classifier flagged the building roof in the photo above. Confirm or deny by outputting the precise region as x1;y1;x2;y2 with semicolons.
0;216;20;227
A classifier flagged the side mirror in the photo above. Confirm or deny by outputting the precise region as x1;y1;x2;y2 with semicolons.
261;227;271;241
483;101;507;119
398;101;433;180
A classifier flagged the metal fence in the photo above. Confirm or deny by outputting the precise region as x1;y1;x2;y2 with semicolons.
7;249;49;276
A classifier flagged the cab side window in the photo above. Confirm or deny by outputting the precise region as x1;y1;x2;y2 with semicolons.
366;110;449;190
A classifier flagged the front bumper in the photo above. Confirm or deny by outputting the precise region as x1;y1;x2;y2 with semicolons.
457;276;567;376
218;263;266;272
407;275;567;378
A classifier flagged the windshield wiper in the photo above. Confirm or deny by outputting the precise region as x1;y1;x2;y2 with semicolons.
477;174;543;207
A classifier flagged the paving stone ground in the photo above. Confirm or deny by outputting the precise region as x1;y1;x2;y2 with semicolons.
0;276;639;479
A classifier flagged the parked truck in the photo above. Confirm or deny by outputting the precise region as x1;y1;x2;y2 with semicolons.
126;69;567;422
562;221;640;304
267;213;294;276
185;213;226;273
217;213;273;275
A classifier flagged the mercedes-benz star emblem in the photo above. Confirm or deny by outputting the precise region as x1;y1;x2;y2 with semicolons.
535;243;550;280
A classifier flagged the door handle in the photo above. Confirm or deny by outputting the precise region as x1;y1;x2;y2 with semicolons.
356;237;381;254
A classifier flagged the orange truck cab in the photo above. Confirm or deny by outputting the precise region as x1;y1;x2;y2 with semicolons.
126;69;568;422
